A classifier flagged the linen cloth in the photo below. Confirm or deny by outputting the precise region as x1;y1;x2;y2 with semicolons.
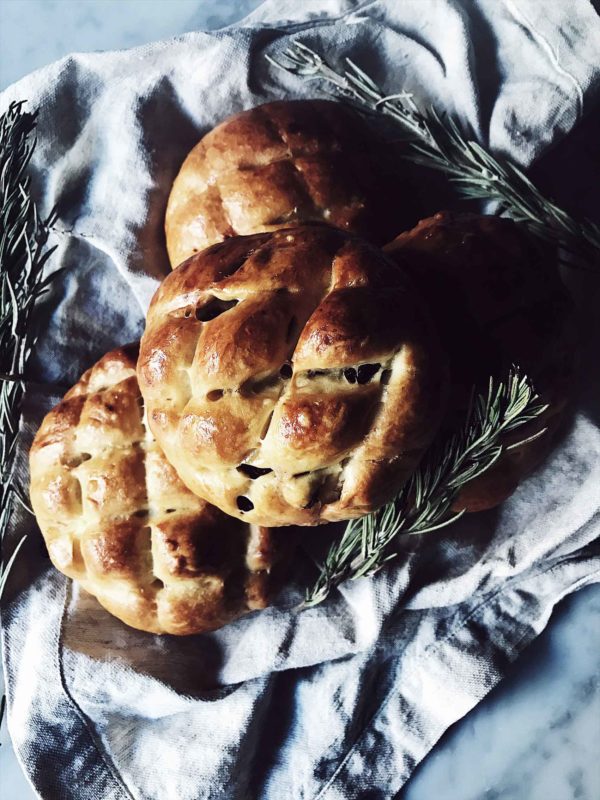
2;1;600;798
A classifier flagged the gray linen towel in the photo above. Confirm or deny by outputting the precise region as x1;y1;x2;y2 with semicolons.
1;1;600;798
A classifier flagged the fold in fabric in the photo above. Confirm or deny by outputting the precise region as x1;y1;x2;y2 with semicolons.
2;2;600;798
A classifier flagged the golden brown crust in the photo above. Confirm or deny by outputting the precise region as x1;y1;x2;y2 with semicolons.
384;211;576;511
29;344;289;635
139;225;447;526
165;100;403;267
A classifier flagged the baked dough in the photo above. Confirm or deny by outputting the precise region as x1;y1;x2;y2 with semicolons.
139;224;446;526
384;211;575;511
165;99;402;267
29;344;287;635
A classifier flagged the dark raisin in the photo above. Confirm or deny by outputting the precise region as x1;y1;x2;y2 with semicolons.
279;362;293;379
344;367;357;384
286;316;298;342
237;464;273;480
65;452;92;468
236;496;254;512
206;389;224;401
318;473;342;504
219;255;247;278
254;248;272;266
195;297;237;322
357;363;380;384
242;374;280;395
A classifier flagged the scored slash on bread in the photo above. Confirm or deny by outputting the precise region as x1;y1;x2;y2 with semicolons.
29;344;290;635
139;224;447;527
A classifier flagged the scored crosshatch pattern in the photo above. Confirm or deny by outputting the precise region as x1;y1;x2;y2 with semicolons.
140;224;447;527
29;345;284;635
165;100;403;268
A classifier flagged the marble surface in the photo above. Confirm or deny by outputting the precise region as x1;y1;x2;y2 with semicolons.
0;2;599;799
0;0;263;89
400;583;600;800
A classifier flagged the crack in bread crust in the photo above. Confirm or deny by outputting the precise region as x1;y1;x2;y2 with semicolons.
139;225;447;526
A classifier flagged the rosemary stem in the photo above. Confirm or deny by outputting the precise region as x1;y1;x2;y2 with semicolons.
304;368;546;606
0;101;56;599
268;44;600;273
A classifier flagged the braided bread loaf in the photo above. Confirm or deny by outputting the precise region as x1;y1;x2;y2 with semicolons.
29;345;288;635
384;211;576;511
139;224;446;526
165;100;402;267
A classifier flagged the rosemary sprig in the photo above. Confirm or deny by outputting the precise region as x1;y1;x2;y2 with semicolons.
268;43;600;271
305;369;547;606
0;101;56;599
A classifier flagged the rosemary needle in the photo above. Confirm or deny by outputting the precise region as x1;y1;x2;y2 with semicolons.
305;369;547;607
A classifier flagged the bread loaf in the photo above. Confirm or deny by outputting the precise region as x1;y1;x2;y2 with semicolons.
139;224;447;526
29;345;288;635
165;100;403;266
384;211;576;511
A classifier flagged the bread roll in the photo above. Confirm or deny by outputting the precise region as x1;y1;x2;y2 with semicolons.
29;344;288;635
384;211;576;511
165;99;403;267
139;224;447;526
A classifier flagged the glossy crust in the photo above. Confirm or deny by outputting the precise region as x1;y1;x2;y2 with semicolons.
384;211;576;511
165;99;402;267
29;345;288;635
139;224;446;526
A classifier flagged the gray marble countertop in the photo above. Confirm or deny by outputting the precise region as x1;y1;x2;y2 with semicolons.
0;2;599;799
